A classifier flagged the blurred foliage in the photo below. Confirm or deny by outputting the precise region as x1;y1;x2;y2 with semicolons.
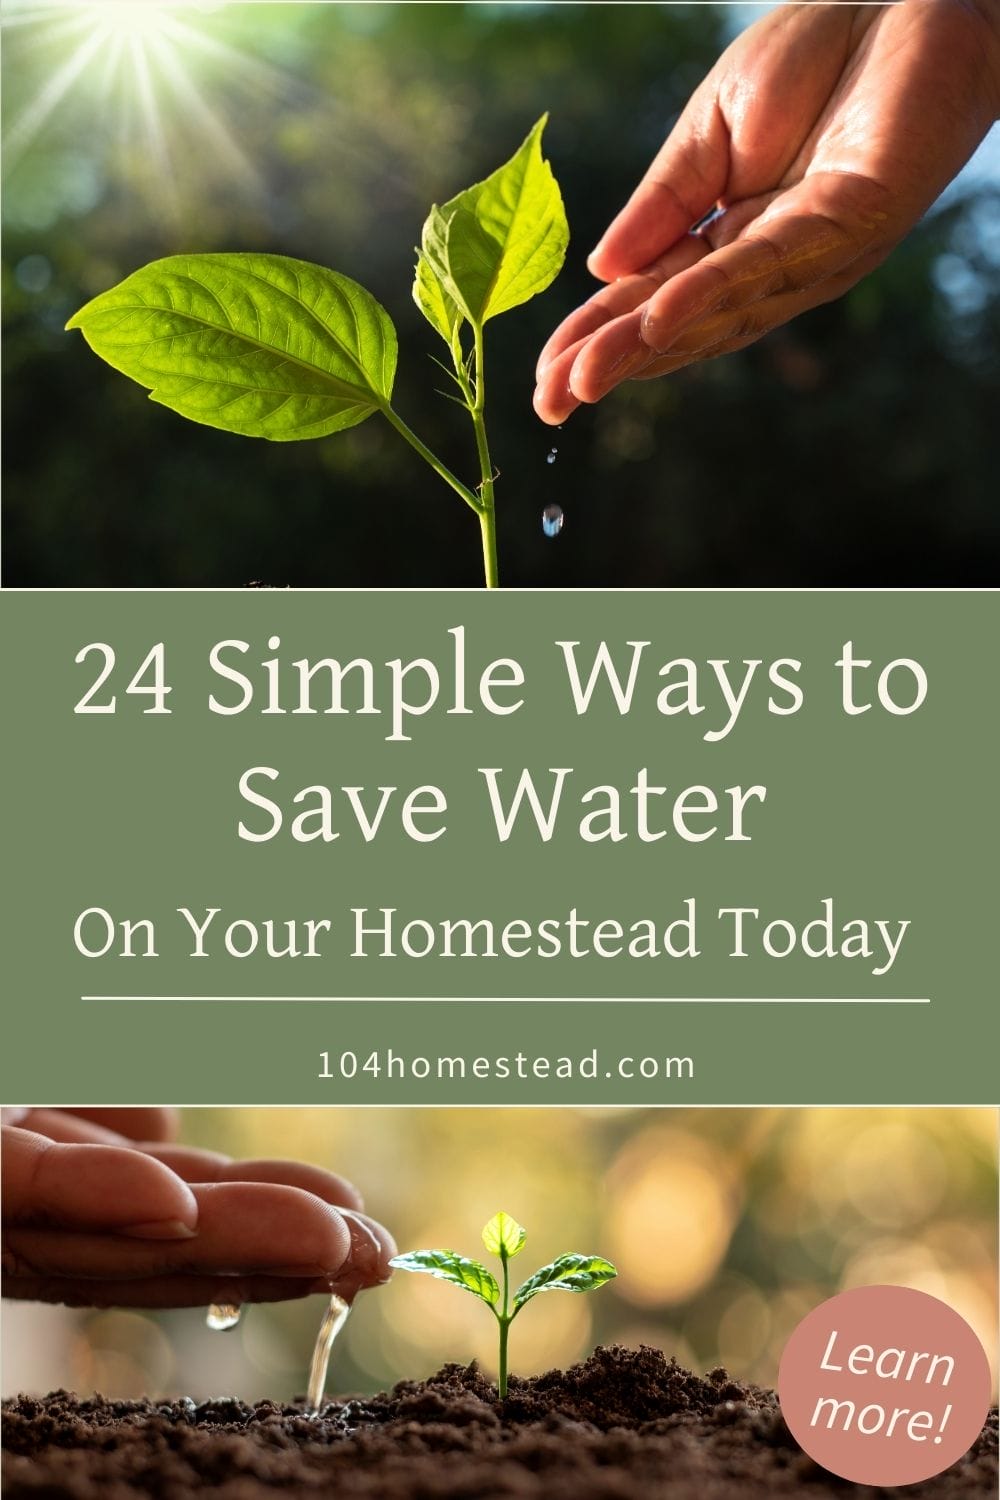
2;1107;997;1404
3;2;998;586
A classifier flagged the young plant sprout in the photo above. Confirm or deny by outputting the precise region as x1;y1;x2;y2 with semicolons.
66;118;568;589
389;1211;616;1398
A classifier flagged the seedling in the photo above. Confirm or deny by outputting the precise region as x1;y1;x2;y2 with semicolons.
389;1211;616;1398
66;117;568;589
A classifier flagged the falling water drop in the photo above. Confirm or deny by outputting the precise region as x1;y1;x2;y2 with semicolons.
206;1303;242;1331
546;447;558;464
542;504;564;538
306;1294;352;1414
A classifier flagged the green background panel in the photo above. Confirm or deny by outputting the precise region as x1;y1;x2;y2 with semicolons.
1;589;995;1103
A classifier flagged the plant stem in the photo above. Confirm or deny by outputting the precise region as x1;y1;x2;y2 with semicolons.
380;403;483;517
498;1248;511;1400
498;1317;510;1402
478;497;499;590
470;322;499;590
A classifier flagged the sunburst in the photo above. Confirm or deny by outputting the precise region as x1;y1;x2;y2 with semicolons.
2;2;289;212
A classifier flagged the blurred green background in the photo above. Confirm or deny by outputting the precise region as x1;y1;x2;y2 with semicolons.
2;1108;997;1402
3;2;999;587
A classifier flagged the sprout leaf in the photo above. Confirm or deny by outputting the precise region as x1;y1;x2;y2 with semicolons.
418;115;568;327
388;1248;500;1306
513;1254;618;1311
481;1211;527;1259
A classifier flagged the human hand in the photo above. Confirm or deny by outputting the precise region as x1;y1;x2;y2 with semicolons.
534;0;1000;422
1;1107;395;1309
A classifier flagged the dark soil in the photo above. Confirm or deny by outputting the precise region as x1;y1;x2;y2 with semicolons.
3;1345;997;1499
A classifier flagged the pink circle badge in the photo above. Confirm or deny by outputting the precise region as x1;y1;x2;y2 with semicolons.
778;1285;992;1487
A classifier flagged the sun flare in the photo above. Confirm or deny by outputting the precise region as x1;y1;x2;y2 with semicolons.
1;1;280;211
85;1;176;44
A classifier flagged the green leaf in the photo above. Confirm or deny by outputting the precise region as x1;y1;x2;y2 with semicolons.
388;1249;500;1306
482;1211;527;1259
513;1254;617;1311
66;252;397;442
413;247;464;347
420;115;567;326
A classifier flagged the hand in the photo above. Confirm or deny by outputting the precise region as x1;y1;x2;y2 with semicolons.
1;1107;394;1309
534;0;1000;423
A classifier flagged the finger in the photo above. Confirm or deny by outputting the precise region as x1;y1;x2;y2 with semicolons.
2;1128;198;1237
638;191;877;354
12;1109;178;1148
643;247;888;371
4;1214;394;1309
536;236;708;382
66;1109;180;1143
334;1208;396;1292
573;263;868;402
587;83;729;282
139;1149;364;1213
566;308;654;404
567;198;882;405
629;334;760;383
3;1180;361;1281
1;1272;349;1310
536;278;653;384
533;339;587;425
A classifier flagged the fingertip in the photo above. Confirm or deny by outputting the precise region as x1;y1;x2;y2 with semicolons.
533;384;579;427
587;231;640;284
533;356;582;426
586;246;614;282
568;343;644;407
531;382;553;422
326;1210;397;1297
339;1209;395;1284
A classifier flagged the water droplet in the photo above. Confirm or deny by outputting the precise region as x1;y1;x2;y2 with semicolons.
542;504;564;538
546;447;558;464
306;1293;351;1414
206;1303;242;1332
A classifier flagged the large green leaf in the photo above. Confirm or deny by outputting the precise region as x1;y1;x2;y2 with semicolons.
513;1254;617;1311
420;115;567;327
389;1249;500;1306
66;253;396;441
482;1211;527;1260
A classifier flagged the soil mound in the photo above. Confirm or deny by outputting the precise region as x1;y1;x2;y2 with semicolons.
3;1345;997;1499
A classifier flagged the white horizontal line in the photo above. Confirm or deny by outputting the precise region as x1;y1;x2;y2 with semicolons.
81;995;930;1004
